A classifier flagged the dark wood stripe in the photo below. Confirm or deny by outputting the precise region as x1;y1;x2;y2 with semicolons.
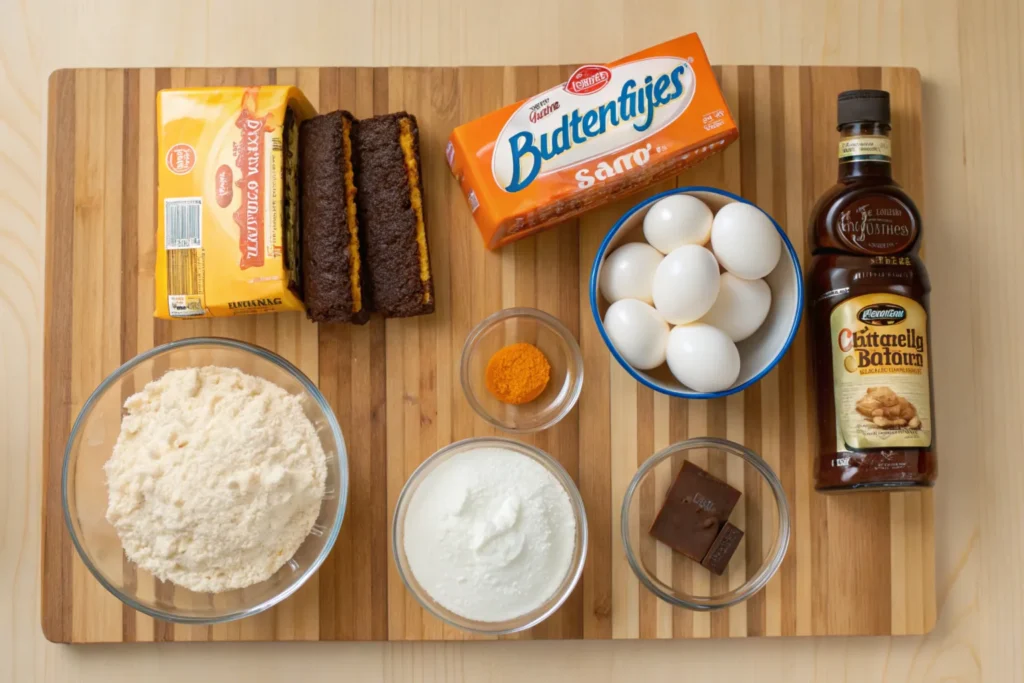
551;195;582;638
315;68;343;641
858;66;883;91
636;386;657;639
737;65;759;200
577;226;612;639
42;68;76;644
767;64;799;637
150;67;175;645
367;316;389;640
373;68;389;115
316;323;348;640
364;66;390;641
151;67;174;352
734;65;766;638
668;397;690;638
120;67;140;643
804;65;830;636
120;68;140;367
743;391;765;638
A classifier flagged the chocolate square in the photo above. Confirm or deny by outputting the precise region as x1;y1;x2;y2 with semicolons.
701;522;744;575
649;461;741;562
668;461;741;519
649;498;721;562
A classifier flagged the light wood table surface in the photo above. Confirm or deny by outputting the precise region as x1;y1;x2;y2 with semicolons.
1;0;1017;680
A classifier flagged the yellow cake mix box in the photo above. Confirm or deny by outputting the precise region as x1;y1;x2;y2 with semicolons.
155;86;316;319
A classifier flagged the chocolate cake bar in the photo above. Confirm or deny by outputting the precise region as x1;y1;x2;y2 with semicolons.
355;112;434;318
300;110;371;324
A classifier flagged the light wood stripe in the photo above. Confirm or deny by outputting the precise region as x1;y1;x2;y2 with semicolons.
578;199;614;640
782;65;813;638
683;399;708;638
636;342;656;638
752;64;783;639
119;66;140;644
42;68;76;645
812;63;840;635
667;392;690;638
42;65;934;642
652;393;673;638
717;64;749;639
724;392;747;637
70;68;126;644
610;360;639;639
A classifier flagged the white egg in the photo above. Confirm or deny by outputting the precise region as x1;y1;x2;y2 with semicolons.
599;242;664;304
643;195;714;254
651;245;721;324
710;202;783;280
603;299;670;370
665;324;741;393
699;273;772;342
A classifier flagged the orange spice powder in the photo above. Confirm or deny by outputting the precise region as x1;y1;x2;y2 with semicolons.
485;343;551;405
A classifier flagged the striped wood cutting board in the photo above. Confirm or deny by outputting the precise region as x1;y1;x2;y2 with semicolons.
43;65;935;643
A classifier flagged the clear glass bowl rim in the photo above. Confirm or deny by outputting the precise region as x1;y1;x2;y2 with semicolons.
61;336;350;625
459;307;584;434
391;436;589;635
620;436;791;611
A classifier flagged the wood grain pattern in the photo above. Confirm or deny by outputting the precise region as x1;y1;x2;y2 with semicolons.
41;65;935;644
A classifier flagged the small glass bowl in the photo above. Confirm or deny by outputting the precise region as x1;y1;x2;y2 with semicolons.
460;307;584;433
391;437;588;635
62;337;348;624
621;437;790;611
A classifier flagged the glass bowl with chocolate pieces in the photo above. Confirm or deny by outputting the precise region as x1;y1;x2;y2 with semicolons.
621;437;790;611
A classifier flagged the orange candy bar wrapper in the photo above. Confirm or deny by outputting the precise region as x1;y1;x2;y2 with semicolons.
155;86;316;319
447;33;738;249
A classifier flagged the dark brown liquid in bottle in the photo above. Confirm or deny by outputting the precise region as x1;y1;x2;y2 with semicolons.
809;113;937;492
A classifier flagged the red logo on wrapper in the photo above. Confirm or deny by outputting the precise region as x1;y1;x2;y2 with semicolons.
564;65;611;95
215;164;234;208
166;143;196;175
231;88;273;269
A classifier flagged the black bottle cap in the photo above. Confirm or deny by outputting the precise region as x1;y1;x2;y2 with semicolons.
837;90;890;128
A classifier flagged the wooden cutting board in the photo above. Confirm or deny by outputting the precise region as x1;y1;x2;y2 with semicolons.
42;65;935;643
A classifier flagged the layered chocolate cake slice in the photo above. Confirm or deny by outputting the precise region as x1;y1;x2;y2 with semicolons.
299;110;371;324
355;112;434;318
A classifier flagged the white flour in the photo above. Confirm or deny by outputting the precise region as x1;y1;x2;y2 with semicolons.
104;366;327;593
403;447;577;622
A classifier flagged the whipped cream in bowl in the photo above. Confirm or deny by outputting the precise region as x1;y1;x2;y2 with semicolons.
392;437;588;634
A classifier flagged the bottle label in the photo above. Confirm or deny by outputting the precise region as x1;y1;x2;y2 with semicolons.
830;293;932;451
836;195;916;254
839;135;891;162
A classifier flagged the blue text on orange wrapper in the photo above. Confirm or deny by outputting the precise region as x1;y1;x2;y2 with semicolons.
503;64;690;193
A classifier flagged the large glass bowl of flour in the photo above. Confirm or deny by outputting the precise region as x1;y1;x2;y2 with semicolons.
62;337;348;624
392;437;588;635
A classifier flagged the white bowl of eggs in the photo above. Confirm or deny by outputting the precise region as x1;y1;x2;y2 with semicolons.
589;187;802;398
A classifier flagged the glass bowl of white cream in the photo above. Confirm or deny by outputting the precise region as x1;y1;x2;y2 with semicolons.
391;437;588;635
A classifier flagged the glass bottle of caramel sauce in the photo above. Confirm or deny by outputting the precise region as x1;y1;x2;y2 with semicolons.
808;90;937;491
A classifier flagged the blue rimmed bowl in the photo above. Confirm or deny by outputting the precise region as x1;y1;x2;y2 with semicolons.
589;187;803;399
